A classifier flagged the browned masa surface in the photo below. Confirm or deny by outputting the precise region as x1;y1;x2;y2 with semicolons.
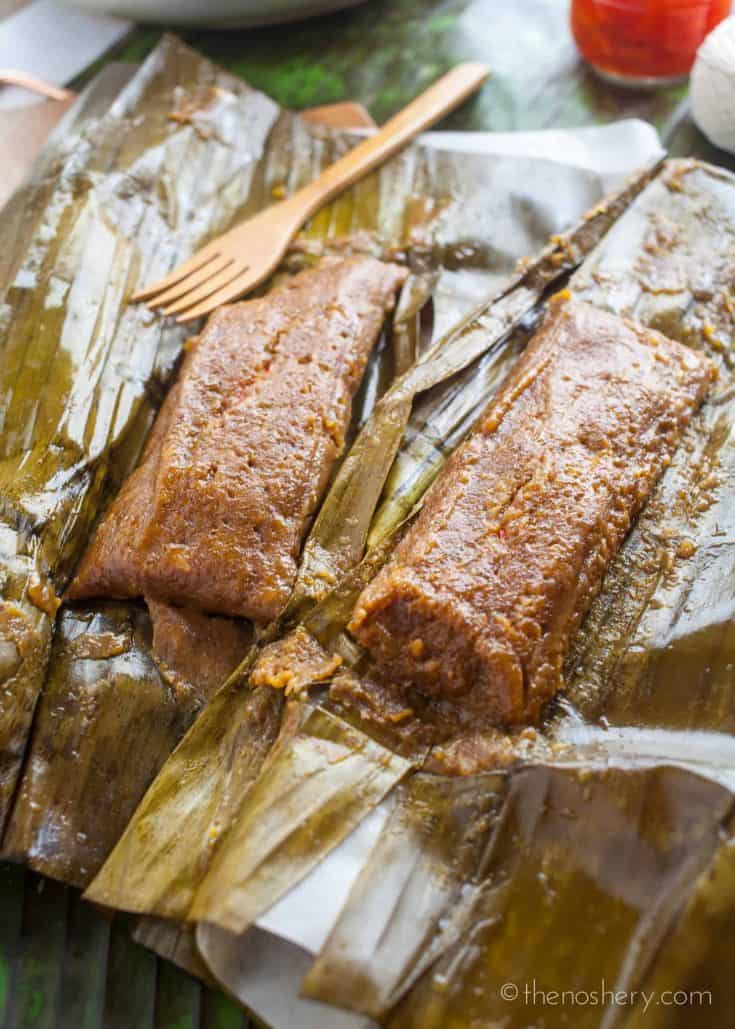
349;297;715;726
69;256;406;623
147;600;254;695
251;626;343;694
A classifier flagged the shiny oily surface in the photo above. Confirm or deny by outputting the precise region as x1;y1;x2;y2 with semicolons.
0;26;630;895
0;32;521;886
0;8;734;1029
69;256;406;622
201;161;735;1025
350;298;714;726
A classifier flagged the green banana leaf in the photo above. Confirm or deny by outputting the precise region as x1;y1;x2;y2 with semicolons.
622;833;735;1029
0;63;141;837
0;34;283;845
8;32;735;1029
381;764;734;1029
85;699;408;926
188;706;409;932
303;771;508;1016
293;159;735;1026
81;679;284;920
1;33;642;888
82;154;659;926
1;603;215;887
563;160;735;738
132;157;735;1024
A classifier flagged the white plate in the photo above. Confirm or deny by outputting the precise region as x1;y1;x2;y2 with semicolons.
58;0;367;28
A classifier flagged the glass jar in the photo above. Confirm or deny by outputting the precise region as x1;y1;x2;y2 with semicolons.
571;0;732;86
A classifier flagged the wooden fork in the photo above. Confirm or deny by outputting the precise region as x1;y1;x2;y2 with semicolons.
133;62;489;323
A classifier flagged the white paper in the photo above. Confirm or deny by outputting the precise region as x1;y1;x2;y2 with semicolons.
420;119;663;180
198;924;376;1029
354;117;664;190
257;795;395;954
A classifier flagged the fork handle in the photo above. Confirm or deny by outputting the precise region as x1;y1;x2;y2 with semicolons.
289;62;489;222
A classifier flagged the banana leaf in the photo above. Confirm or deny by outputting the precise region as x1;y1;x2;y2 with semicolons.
152;157;735;1021
0;64;141;832
562;160;735;737
81;679;283;919
1;602;216;887
9;33;734;1029
380;764;734;1029
187;707;408;933
0;34;283;847
1;35;648;888
82;156;660;926
289;159;735;1025
621;832;735;1028
302;771;508;1017
201;762;735;1026
87;702;409;924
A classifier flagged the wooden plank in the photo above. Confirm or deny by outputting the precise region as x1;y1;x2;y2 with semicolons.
200;990;251;1029
4;872;68;1029
103;922;157;1029
154;960;201;1029
0;864;24;1028
57;893;111;1029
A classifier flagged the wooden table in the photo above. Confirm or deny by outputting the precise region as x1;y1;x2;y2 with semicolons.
0;2;731;1028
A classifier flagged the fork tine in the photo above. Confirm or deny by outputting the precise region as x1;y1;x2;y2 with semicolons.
174;267;264;322
153;257;235;311
131;248;222;303
160;261;247;316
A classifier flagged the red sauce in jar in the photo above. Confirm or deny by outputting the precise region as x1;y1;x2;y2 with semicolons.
571;0;732;83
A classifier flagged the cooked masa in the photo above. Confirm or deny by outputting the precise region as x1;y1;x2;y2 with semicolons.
69;257;406;621
349;297;715;725
147;600;253;696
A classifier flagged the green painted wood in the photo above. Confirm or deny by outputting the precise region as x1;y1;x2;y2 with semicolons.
154;959;201;1029
199;992;251;1029
103;921;158;1029
56;894;110;1029
3;1;734;1028
4;875;67;1029
0;866;252;1029
0;865;24;1027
